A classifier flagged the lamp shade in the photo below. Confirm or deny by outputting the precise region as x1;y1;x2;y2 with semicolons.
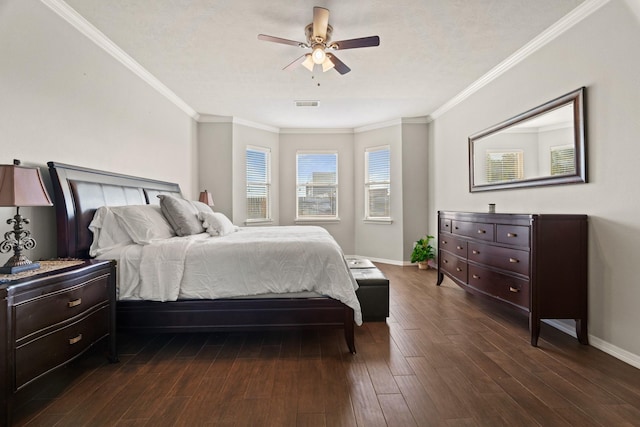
198;190;214;206
0;164;53;207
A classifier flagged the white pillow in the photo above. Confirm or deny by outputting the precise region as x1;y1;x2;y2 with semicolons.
110;205;175;244
88;206;133;257
198;211;237;236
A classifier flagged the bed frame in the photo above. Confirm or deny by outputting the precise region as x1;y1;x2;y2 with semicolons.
47;162;355;354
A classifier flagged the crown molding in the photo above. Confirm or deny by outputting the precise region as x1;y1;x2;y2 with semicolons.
197;115;232;123
40;0;199;120
280;128;354;134
429;0;611;120
232;117;279;133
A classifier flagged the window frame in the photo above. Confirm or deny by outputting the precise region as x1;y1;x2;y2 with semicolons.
364;145;391;222
245;145;272;224
295;150;339;222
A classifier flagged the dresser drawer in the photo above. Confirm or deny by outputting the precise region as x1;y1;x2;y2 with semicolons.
496;224;530;247
440;218;452;233
14;306;109;390
440;251;468;283
452;220;494;242
439;234;467;258
468;242;530;276
468;265;530;309
14;274;110;341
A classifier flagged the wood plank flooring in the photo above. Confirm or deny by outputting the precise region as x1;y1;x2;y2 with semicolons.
12;263;640;426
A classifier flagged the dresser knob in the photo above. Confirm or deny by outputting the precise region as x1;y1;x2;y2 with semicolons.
456;267;462;272
472;250;479;254
507;232;517;237
509;287;520;293
472;274;480;279
456;246;463;250
68;298;82;308
442;240;447;244
509;258;519;264
69;334;83;345
444;260;448;264
477;229;486;234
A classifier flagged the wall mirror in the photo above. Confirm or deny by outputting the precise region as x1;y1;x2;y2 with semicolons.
469;87;586;192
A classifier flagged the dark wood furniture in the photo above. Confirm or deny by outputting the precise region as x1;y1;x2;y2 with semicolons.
1;260;116;425
349;264;389;322
47;162;356;354
436;211;588;346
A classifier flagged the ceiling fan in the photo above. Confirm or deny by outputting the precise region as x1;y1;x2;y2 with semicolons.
258;6;380;75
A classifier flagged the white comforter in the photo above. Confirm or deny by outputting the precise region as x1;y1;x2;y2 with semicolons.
98;226;362;325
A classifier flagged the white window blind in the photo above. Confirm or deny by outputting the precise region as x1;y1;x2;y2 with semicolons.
485;151;524;183
246;146;271;221
550;145;576;176
365;146;390;219
296;152;338;219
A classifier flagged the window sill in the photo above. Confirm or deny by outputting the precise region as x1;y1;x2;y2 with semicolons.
363;218;393;225
295;217;341;224
244;219;273;226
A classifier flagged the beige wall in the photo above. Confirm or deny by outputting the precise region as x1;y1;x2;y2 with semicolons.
0;0;197;264
430;0;640;359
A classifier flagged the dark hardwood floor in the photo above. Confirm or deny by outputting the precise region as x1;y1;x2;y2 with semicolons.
12;263;640;426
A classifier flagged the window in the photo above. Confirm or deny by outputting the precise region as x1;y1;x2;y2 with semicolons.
296;151;338;220
246;146;271;222
485;150;524;183
550;145;576;176
365;146;390;220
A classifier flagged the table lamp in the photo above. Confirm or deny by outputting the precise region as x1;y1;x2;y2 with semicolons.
0;160;53;274
198;190;214;206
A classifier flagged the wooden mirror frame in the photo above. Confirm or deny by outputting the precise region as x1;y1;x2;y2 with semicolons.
469;87;586;192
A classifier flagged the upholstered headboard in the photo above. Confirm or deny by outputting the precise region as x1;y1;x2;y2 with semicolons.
48;161;182;259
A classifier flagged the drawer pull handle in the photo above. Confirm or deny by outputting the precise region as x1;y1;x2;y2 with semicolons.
456;246;463;250
69;334;83;345
442;240;447;244
68;298;82;308
509;287;520;293
472;250;479;254
456;267;462;272
472;274;480;279
509;258;519;264
507;232;517;237
477;229;486;234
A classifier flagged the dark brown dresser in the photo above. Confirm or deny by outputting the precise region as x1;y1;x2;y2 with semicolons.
0;259;117;425
436;211;588;346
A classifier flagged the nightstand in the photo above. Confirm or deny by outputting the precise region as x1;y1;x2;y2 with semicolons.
0;259;117;425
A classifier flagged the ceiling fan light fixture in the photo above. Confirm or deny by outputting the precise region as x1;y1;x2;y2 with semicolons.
311;45;326;64
321;56;335;72
302;54;315;71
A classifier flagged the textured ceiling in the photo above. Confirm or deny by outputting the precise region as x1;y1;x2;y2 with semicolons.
63;0;585;129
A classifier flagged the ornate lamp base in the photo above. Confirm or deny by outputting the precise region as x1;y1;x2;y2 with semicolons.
1;208;41;275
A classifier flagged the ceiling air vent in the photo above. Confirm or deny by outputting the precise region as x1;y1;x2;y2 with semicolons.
295;100;320;107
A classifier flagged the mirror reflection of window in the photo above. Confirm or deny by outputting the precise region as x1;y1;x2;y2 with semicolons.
485;150;524;183
550;145;576;176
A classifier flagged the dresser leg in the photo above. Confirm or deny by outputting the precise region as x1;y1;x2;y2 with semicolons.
530;314;540;346
576;318;589;345
436;271;444;286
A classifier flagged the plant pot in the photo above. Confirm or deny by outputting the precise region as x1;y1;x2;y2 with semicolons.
418;261;429;270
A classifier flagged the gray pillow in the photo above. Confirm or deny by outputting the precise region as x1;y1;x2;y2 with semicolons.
158;194;205;236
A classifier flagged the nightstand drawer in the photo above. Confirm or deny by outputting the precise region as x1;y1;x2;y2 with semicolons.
14;274;110;341
14;306;109;390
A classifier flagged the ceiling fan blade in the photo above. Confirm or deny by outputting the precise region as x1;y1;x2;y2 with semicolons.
330;36;380;50
258;34;305;47
283;54;309;71
327;53;350;75
312;7;330;41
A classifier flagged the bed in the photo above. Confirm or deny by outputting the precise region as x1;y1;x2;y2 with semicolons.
47;161;358;353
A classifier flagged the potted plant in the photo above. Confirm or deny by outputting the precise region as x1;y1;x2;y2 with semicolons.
411;235;435;269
